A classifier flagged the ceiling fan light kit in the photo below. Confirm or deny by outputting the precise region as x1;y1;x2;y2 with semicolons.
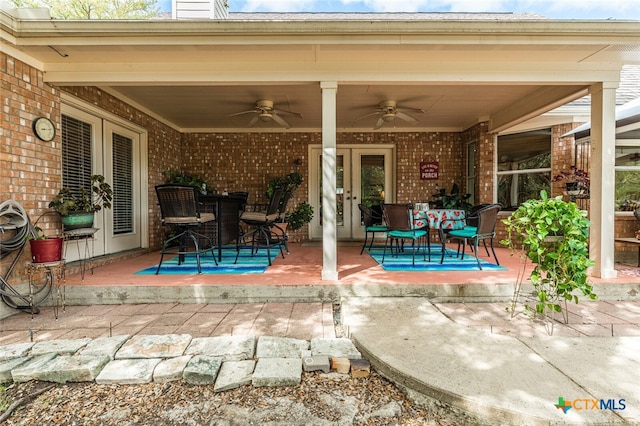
227;98;302;129
356;99;425;129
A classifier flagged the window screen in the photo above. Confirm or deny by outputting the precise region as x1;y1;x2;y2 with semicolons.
61;115;92;196
112;132;134;234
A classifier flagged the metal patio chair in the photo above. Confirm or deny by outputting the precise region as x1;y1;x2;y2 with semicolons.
155;184;217;274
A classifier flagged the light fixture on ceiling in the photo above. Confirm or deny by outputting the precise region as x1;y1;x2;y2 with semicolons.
227;99;302;129
356;100;424;129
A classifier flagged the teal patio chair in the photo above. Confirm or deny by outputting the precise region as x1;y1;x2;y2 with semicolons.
358;204;388;254
381;203;427;266
441;203;501;269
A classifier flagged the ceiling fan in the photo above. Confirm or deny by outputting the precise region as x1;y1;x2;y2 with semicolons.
358;100;424;129
227;99;302;129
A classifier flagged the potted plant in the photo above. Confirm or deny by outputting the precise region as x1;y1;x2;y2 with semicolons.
285;202;314;231
266;172;303;210
262;172;314;242
28;215;63;263
552;165;590;196
501;190;597;333
430;183;472;211
48;174;113;231
162;170;211;194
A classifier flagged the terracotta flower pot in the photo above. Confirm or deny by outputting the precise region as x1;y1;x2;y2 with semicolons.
29;237;63;263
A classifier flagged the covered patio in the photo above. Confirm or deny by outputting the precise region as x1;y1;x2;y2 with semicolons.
57;243;640;307
2;8;640;305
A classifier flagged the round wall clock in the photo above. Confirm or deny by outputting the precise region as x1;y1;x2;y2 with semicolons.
33;117;56;142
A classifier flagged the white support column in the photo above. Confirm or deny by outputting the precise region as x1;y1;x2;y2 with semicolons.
321;81;338;281
589;82;618;279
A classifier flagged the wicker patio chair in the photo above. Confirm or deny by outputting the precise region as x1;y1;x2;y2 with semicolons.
155;184;216;274
236;187;285;266
358;204;388;255
441;203;501;269
381;203;427;266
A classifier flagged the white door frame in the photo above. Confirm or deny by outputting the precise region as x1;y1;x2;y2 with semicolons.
61;95;149;259
103;121;143;253
308;144;395;240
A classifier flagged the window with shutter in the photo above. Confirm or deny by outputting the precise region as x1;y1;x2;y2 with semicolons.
61;115;92;195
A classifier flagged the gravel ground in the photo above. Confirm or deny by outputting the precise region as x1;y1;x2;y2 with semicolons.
0;371;475;425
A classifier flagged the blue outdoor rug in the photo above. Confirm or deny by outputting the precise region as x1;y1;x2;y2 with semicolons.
136;247;278;275
366;244;506;271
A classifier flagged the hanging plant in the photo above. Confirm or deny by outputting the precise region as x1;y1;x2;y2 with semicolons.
501;190;597;332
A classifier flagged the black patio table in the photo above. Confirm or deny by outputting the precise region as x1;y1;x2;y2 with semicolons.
199;194;244;262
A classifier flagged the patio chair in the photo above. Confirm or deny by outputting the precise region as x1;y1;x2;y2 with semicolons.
441;203;501;269
155;184;217;274
273;188;294;254
236;187;285;266
358;204;388;254
381;203;427;266
463;203;491;255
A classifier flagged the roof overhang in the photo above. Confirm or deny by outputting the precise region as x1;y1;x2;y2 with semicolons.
2;10;639;132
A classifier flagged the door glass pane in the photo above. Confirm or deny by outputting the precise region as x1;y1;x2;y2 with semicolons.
318;154;345;227
112;132;134;234
61;115;93;197
360;155;385;210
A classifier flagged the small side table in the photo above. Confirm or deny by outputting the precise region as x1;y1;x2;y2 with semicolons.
25;260;66;319
63;227;99;280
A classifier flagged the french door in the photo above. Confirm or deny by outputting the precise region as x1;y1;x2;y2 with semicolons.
61;103;146;261
309;145;394;240
103;122;143;253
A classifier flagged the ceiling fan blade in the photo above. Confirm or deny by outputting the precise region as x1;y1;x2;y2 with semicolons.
271;113;292;128
395;112;419;123
227;110;257;117
273;109;302;119
397;107;425;114
374;117;384;130
247;115;259;127
356;111;382;121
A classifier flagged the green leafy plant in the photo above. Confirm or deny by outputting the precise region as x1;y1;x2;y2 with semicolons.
286;202;314;230
48;174;113;216
266;172;303;201
265;172;310;228
162;170;210;192
430;183;472;211
501;190;596;328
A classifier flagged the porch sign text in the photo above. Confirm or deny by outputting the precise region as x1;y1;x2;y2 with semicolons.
420;162;439;180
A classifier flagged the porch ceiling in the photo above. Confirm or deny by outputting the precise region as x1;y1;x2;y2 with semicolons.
4;16;640;133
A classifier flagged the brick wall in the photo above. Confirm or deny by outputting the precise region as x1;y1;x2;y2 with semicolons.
1;52;61;228
181;132;318;242
181;131;464;242
342;132;464;205
1;52;62;285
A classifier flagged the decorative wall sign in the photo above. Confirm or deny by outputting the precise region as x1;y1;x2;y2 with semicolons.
420;161;439;180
